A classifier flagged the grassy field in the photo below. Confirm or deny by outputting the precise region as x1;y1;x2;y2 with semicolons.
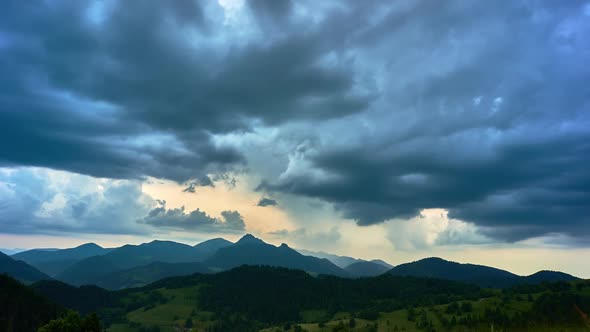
106;286;215;332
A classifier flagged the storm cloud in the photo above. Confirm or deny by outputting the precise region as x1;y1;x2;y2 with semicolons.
256;1;590;242
1;1;589;244
0;0;369;182
140;201;245;233
257;198;278;207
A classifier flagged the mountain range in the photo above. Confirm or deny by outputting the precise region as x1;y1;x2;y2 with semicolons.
5;234;580;290
13;242;111;277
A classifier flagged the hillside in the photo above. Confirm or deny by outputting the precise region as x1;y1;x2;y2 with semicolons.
95;261;211;290
55;255;120;286
32;279;116;316
0;274;62;332
205;234;349;277
0;251;51;283
13;264;589;332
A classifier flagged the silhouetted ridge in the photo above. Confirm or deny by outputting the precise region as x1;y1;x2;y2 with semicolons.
0;251;51;283
388;257;578;288
236;233;266;245
205;235;350;277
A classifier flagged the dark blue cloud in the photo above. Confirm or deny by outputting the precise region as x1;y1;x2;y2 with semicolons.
257;198;278;207
1;0;589;244
258;1;590;242
0;0;369;182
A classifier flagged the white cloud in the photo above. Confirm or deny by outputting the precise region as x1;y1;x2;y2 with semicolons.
386;209;491;250
0;167;154;235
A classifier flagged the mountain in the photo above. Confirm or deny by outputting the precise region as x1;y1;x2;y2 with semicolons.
345;260;390;277
0;251;51;283
12;243;112;277
388;257;520;288
55;239;229;286
93;261;211;290
205;234;350;277
523;270;579;284
370;259;394;269
296;248;394;270
295;249;362;268
55;255;119;286
388;257;579;288
0;274;63;332
193;238;233;259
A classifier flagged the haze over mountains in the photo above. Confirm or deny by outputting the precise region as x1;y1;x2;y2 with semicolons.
1;234;579;290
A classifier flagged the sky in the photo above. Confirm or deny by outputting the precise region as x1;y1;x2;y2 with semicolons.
1;0;589;277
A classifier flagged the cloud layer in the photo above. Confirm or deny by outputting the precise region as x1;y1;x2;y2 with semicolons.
1;1;589;244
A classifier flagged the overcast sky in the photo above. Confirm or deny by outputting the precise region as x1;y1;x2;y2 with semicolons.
1;0;589;277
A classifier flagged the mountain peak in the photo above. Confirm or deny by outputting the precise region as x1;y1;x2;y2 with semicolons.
420;257;448;262
236;234;265;245
279;243;289;249
76;243;102;249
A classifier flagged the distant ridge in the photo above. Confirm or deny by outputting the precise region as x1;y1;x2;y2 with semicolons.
12;242;112;276
295;249;363;268
0;251;51;283
388;257;579;288
345;260;390;277
55;240;212;286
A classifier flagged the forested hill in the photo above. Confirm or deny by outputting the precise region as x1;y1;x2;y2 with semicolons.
388;257;579;288
0;274;62;332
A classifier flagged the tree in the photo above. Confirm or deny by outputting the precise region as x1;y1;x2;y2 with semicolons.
38;311;102;332
185;317;193;329
349;317;356;328
460;302;473;313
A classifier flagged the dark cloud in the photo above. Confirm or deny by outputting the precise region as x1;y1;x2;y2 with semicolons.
257;198;278;207
1;0;589;245
258;1;590;242
247;0;293;27
0;0;370;182
139;201;245;233
182;175;215;193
